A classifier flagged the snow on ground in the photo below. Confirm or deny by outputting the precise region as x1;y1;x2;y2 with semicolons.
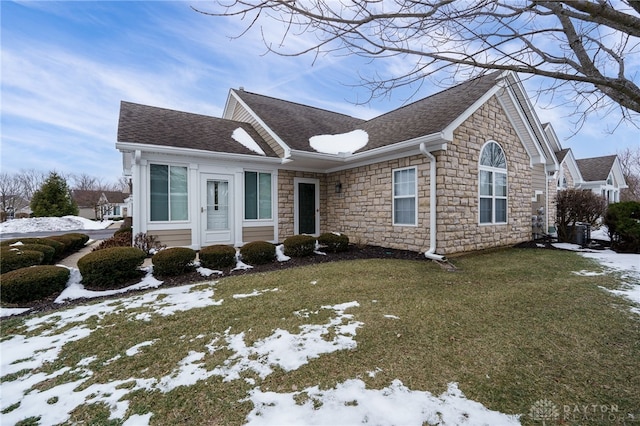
0;215;114;233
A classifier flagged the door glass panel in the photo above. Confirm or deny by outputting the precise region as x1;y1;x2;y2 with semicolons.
207;180;228;230
298;183;316;234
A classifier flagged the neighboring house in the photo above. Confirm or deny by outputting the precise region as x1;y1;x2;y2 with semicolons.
72;190;130;220
116;71;570;256
555;151;627;203
0;195;31;220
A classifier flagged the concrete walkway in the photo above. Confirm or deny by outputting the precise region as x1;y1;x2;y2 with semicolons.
56;239;102;268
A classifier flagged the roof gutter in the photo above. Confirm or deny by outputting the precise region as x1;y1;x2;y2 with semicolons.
419;142;446;262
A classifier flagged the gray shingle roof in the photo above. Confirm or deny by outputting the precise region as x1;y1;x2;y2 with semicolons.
232;90;366;151
117;101;278;157
576;155;617;181
235;72;502;153
555;148;570;163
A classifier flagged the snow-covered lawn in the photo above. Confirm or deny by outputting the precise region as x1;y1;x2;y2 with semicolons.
1;218;638;425
0;215;114;233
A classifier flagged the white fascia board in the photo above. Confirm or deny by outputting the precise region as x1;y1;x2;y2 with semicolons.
115;142;282;165
498;86;547;166
286;133;448;173
228;90;292;158
563;150;585;185
221;89;237;120
507;74;559;169
442;84;503;141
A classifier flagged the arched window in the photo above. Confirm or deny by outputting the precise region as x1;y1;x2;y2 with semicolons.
479;142;507;224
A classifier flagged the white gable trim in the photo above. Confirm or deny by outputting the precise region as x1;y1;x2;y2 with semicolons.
224;90;292;158
561;149;584;186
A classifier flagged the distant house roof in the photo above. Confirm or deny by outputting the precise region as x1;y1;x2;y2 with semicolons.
555;148;570;163
233;72;502;154
117;101;278;158
72;190;127;208
102;191;126;204
576;155;617;182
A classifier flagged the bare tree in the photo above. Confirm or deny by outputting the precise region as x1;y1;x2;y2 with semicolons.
71;173;101;191
198;0;640;126
0;172;26;219
16;169;46;202
618;146;640;201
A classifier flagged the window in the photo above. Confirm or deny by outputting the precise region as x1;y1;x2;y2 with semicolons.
393;167;417;225
150;164;188;221
479;142;507;224
245;171;272;220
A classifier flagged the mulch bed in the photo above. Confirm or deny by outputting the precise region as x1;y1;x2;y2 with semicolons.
2;245;430;319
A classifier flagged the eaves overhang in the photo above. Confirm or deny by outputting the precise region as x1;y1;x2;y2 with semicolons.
283;133;449;173
115;142;283;165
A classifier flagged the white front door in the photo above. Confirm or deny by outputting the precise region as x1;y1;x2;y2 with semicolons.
201;174;234;246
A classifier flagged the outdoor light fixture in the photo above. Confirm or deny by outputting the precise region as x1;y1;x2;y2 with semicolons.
335;182;342;193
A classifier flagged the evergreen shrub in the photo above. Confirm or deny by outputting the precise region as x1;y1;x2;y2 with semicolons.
283;235;316;257
0;237;65;259
152;247;196;277
240;241;275;265
605;201;640;253
199;245;236;269
13;244;56;264
78;247;146;288
0;248;44;274
1;265;70;303
317;233;350;252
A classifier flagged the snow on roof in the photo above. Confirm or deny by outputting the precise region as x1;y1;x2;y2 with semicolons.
232;128;266;156
309;129;368;155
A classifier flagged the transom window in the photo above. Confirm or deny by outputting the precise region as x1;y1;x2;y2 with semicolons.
393;167;417;226
150;164;188;221
479;142;507;224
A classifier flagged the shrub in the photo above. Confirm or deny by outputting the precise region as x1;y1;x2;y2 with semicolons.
0;248;44;274
93;231;132;251
283;235;316;257
0;237;65;259
556;189;607;242
78;247;146;288
134;232;165;255
240;241;275;265
152;247;196;277
13;244;56;264
115;226;133;236
317;232;350;253
604;201;640;253
199;245;236;269
1;265;70;303
53;233;90;251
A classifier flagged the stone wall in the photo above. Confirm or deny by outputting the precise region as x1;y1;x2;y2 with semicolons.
435;96;532;254
277;95;534;255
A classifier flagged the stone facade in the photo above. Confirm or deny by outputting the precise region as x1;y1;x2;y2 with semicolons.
277;96;534;255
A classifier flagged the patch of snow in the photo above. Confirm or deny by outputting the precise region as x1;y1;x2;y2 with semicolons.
384;314;400;320
233;288;279;299
197;267;223;277
590;226;610;241
126;340;158;356
275;244;290;262
232;128;266;156
314;240;326;256
309;129;368;155
123;413;152;426
572;270;605;277
0;215;113;233
245;379;520;425
0;307;31;318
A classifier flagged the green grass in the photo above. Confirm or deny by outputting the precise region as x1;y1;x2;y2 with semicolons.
2;248;639;425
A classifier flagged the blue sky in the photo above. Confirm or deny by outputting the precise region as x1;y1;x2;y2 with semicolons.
2;1;638;184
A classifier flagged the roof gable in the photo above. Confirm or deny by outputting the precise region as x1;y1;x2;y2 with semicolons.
576;155;617;181
117;101;278;158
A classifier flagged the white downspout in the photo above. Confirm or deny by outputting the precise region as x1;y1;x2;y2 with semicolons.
419;143;447;262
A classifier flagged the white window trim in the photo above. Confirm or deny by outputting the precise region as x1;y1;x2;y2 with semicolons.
243;170;274;222
148;163;189;223
392;166;418;226
478;141;508;225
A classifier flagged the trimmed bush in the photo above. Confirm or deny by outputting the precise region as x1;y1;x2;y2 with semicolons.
0;248;44;274
115;226;133;236
317;233;350;253
13;244;56;264
605;201;640;253
0;237;65;259
78;246;146;288
152;247;196;277
93;231;132;251
50;233;90;251
199;245;236;269
283;235;316;257
1;265;70;303
240;241;275;265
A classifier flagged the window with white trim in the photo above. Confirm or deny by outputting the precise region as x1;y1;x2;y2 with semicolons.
393;167;417;225
244;171;272;220
479;142;507;224
150;164;188;221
